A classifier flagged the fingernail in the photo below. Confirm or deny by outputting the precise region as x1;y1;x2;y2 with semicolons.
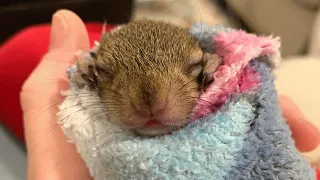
49;12;68;51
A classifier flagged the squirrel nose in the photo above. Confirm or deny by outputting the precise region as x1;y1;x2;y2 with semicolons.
150;98;167;116
131;98;167;117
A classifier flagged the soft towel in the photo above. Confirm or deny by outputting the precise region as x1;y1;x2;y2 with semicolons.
57;23;315;180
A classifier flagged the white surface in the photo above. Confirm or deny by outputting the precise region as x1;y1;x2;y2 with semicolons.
0;125;27;180
274;56;320;128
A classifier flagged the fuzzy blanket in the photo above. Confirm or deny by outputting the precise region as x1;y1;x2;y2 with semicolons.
57;23;316;180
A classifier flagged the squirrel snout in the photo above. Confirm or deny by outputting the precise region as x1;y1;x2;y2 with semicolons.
131;97;168;118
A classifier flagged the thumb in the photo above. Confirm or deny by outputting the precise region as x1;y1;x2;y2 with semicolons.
21;10;89;109
49;9;89;52
279;95;320;152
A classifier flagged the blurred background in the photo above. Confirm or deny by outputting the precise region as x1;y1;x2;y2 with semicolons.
0;0;319;179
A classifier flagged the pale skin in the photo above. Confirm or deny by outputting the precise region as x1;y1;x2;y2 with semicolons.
20;9;320;180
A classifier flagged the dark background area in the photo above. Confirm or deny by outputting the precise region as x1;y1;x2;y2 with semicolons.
0;0;134;43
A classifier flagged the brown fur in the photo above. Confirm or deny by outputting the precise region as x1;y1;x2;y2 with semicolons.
72;20;222;135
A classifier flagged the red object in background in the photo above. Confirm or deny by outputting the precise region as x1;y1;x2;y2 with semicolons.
0;22;114;142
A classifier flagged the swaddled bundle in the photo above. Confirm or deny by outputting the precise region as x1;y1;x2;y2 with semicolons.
57;22;316;180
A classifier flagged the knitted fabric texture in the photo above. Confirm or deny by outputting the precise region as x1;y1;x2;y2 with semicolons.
57;23;316;180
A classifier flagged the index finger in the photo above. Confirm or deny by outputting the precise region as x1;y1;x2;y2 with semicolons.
279;95;320;152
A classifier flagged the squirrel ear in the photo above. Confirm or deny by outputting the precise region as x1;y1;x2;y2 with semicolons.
202;53;223;74
71;52;98;89
200;53;223;91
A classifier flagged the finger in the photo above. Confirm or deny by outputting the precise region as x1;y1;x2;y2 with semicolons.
21;9;90;95
49;9;90;52
21;8;89;142
279;95;320;152
21;9;90;111
33;9;90;77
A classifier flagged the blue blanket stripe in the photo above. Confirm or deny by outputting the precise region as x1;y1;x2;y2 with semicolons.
223;60;315;180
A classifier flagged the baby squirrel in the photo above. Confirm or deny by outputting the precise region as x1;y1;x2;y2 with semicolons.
71;20;222;136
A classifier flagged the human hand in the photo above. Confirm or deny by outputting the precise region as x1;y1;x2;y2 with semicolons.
279;95;320;153
20;9;92;180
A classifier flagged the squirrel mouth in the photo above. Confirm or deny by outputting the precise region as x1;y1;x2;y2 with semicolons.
143;118;190;128
144;119;161;127
136;119;176;136
136;119;189;136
